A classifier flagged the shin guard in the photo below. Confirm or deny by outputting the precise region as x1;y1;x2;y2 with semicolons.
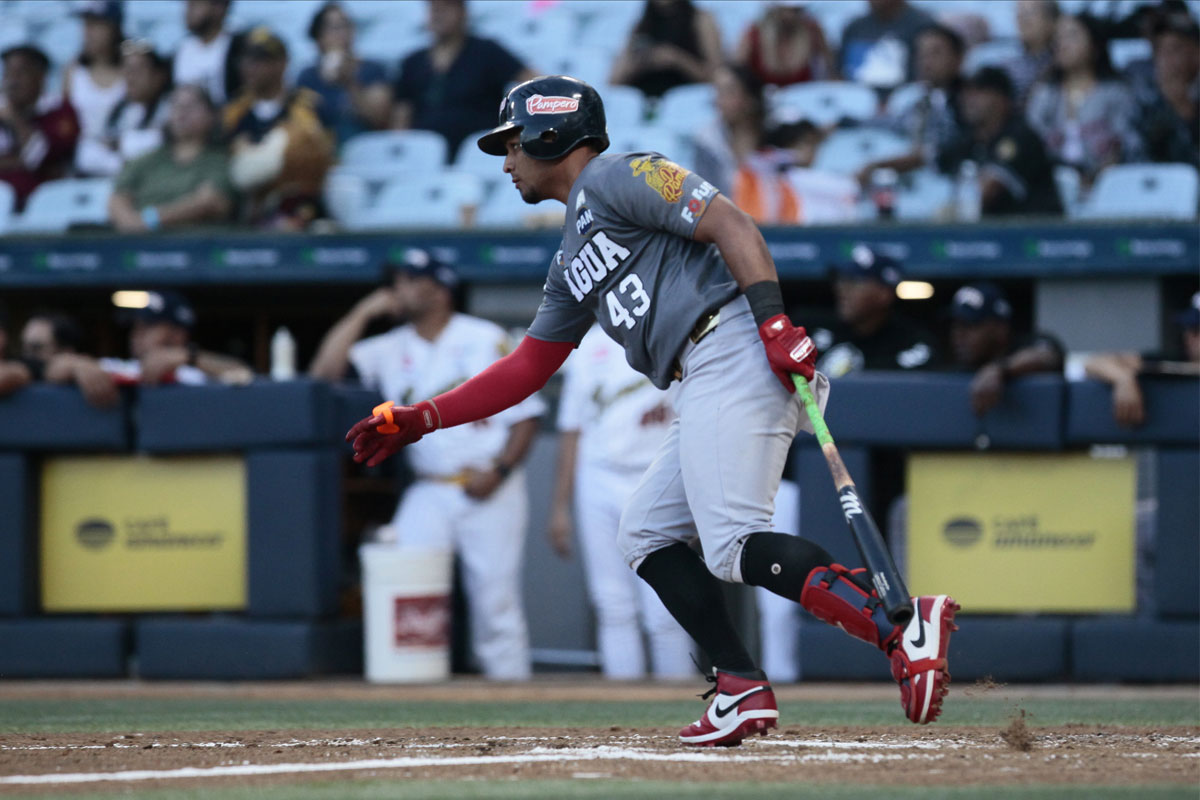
799;564;897;650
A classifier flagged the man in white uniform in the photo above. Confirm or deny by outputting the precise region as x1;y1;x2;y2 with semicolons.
311;250;544;680
549;324;692;679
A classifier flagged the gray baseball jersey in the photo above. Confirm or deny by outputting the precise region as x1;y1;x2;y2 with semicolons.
525;152;739;389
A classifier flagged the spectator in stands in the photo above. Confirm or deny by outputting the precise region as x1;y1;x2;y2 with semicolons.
736;1;835;87
839;0;934;89
108;84;233;232
937;66;1062;217
393;0;535;157
83;40;173;177
610;0;723;100
946;283;1064;416
1026;13;1144;185
855;23;967;186
1134;11;1199;168
298;2;392;145
309;250;543;681
0;303;32;398
174;0;235;105
21;310;119;408
1083;291;1200;428
67;1;127;177
0;45;81;211
809;245;938;378
1005;0;1059;108
99;290;252;386
223;27;334;230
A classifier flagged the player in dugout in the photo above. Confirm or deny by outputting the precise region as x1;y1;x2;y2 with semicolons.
346;76;959;747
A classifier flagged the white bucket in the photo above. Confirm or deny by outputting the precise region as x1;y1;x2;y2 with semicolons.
359;543;453;683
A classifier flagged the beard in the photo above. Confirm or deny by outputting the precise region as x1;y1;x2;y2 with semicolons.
516;182;542;204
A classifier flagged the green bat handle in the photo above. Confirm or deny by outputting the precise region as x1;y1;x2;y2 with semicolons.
792;373;832;448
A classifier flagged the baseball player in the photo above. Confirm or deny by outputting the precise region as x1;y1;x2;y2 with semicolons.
316;250;544;681
347;76;958;745
549;323;693;680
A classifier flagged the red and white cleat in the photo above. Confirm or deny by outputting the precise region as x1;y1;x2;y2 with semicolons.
679;669;779;747
888;595;960;724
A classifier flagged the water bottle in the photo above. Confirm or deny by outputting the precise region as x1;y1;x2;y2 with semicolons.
955;160;981;222
270;326;296;381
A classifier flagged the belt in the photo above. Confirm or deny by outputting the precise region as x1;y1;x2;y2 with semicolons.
416;471;469;486
671;309;721;380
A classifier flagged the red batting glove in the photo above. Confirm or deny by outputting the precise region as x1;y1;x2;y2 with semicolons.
344;400;440;467
758;314;817;392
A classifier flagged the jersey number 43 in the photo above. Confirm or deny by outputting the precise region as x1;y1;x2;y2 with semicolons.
606;274;651;329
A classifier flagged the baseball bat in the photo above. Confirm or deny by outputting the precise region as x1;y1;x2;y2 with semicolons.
792;373;914;627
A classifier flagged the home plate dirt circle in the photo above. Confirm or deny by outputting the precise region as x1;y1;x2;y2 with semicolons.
2;726;1198;792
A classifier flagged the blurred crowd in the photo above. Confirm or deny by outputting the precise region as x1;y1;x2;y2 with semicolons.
0;0;1196;232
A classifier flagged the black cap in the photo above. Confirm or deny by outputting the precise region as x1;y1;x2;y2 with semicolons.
950;282;1012;323
129;290;196;330
75;0;123;27
965;66;1015;100
833;245;904;288
388;248;460;291
243;26;287;60
1175;291;1200;329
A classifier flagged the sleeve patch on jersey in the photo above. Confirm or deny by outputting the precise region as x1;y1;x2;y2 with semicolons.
630;155;689;203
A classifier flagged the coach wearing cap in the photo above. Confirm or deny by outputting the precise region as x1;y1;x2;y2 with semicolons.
937;65;1062;217
310;250;543;680
947;282;1064;416
96;289;252;386
809;245;939;379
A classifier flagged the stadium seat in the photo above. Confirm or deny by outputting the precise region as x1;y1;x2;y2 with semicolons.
884;81;925;119
339;130;449;176
539;45;614;90
38;17;83;74
344;171;483;231
355;18;426;66
1077;163;1200;221
473;6;578;67
895;169;954;221
1108;37;1152;71
0;19;28;52
0;182;16;236
474;183;563;229
771;81;880;127
600;84;648;135
1054;164;1084;218
812;127;911;175
651;83;718;134
608;128;686;163
322;168;372;227
12;178;113;233
963;38;1023;73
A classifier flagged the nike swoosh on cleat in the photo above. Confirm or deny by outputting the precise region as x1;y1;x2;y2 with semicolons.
714;687;767;718
909;612;927;649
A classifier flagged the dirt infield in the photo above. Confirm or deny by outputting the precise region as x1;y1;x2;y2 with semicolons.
0;681;1196;794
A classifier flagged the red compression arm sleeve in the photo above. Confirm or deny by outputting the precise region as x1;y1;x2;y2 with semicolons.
431;335;575;429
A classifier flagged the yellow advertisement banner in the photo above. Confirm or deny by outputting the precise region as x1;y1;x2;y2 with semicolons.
41;455;246;612
908;453;1135;613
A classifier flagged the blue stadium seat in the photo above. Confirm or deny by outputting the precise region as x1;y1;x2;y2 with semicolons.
773;81;880;127
813;127;911;175
340;130;449;176
347;171;483;231
0;181;15;235
12;178;113;233
1078;164;1200;221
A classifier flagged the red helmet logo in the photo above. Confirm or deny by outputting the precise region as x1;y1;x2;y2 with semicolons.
526;94;579;115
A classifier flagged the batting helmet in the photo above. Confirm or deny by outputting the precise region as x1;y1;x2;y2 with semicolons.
477;75;609;160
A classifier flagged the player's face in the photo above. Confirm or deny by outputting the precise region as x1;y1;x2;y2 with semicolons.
834;279;891;324
951;319;1006;367
503;133;554;204
20;318;56;361
131;320;187;359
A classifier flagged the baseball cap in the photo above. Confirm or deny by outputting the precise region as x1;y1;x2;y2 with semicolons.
75;0;123;27
388;248;460;291
243;27;287;60
832;245;904;288
129;290;197;330
949;282;1012;324
964;65;1015;100
1174;291;1200;329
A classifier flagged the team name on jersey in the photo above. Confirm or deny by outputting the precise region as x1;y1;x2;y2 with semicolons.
563;231;631;302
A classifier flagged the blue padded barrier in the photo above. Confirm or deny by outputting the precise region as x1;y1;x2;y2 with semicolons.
136;618;352;679
331;385;385;443
312;619;364;675
246;449;342;617
1154;448;1199;618
0;385;127;450
943;616;1069;682
792;444;872;566
0;619;128;677
1071;618;1200;681
1066;378;1200;445
0;455;31;616
822;374;1064;449
138;380;338;451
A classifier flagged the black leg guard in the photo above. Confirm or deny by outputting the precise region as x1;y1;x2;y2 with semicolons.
636;542;757;674
739;532;834;602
